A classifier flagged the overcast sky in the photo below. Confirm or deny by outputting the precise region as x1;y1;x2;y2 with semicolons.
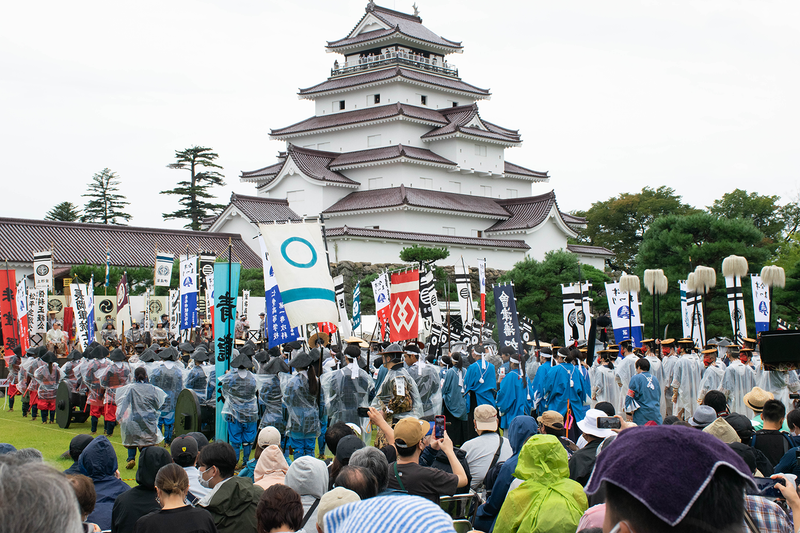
2;0;798;228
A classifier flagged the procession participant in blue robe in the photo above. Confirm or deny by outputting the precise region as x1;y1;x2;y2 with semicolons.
529;348;554;415
625;357;663;425
496;351;529;429
543;348;590;437
441;352;469;446
220;351;259;466
464;344;497;441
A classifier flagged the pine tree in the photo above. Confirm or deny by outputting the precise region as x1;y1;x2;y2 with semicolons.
160;146;226;230
44;201;82;222
81;168;132;224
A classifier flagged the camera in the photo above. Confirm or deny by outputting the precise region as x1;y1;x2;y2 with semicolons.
596;417;621;429
357;407;370;418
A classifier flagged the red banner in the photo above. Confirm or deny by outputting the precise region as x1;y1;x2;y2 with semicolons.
63;307;75;343
390;270;420;342
0;270;19;352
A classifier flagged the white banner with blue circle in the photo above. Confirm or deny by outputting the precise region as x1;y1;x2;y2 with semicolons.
258;222;338;328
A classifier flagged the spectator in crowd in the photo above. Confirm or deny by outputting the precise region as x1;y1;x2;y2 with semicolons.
65;435;94;475
537;411;578;458
702;417;741;445
568;409;617;486
473;416;539;532
493;434;588;533
688;405;717;429
334;466;378;500
0;457;84;533
328;435;365;490
284;456;330;533
241;426;281;481
725;413;774;476
349;447;391;495
256;485;303;533
585;425;753;532
323;422;356;460
385;417;467;503
315;488;360;533
253;438;290;490
460;405;513;490
323;494;455;533
702;390;729;417
197;442;263;533
170;435;210;500
133;464;217;533
14;447;44;463
752;399;794;467
111;446;173;533
67;474;101;533
0;443;17;455
79;436;131;531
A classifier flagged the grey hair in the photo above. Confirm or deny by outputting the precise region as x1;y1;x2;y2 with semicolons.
13;447;44;464
349;446;389;491
0;458;83;533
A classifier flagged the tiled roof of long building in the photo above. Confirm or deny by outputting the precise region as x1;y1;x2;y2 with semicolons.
325;225;529;249
228;193;302;223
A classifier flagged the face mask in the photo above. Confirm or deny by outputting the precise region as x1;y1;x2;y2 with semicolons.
740;355;749;364
198;466;212;489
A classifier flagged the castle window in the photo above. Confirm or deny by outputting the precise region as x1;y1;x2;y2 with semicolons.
367;134;381;147
443;227;456;236
420;95;427;105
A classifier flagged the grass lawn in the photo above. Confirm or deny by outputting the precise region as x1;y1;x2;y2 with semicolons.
0;403;140;486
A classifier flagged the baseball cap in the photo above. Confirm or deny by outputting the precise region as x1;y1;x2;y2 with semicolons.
317;487;361;531
257;426;282;448
537;410;565;430
335;435;365;464
170;435;198;461
474;405;499;432
394;417;428;448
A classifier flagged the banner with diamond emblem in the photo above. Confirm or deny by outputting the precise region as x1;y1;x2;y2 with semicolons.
390;270;419;342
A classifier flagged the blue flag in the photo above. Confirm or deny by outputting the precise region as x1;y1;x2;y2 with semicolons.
213;261;241;442
493;284;523;352
180;256;198;330
352;281;361;331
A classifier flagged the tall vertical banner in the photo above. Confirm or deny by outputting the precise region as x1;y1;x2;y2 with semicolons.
33;251;53;291
258;222;338;327
241;290;250;323
70;284;91;350
333;275;353;339
493;284;522;352
180;256;198;330
16;278;29;352
604;281;643;347
419;268;442;326
87;279;95;344
154;252;175;286
143;289;151;331
725;275;748;344
579;281;593;340
168;290;180;339
390;270;420;342
478;259;487;323
30;288;46;334
352;282;361;331
679;280;706;348
561;283;580;344
454;260;474;323
105;247;111;288
372;273;391;339
116;273;131;333
205;275;214;324
199;253;216;292
261;249;300;349
213;261;241;442
751;275;770;334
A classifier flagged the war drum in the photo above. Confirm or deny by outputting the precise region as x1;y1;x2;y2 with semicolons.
56;381;90;429
173;388;215;441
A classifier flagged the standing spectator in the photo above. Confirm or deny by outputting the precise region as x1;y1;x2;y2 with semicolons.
460;405;512;490
284;456;330;533
79;436;131;531
133;464;217;533
197;442;263;533
111;446;173;533
255;485;303;533
170;435;210;501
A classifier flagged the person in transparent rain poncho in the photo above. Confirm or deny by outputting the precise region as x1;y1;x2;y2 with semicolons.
33;351;64;424
185;347;214;401
721;346;757;417
403;343;442;422
97;348;132;437
370;343;423;448
659;339;680;418
116;366;167;470
220;351;260;467
256;347;290;448
18;346;47;420
284;348;327;459
149;346;184;444
61;345;87;395
698;346;726;403
82;345;111;434
591;349;620;412
756;357;800;410
321;344;375;442
670;340;704;421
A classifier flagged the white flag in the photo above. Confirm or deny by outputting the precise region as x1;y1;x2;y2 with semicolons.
334;275;352;339
454;260;474;322
154;252;175;287
258;222;337;327
725;275;748;344
70;284;91;350
33;251;53;291
169;289;180;339
751;275;770;333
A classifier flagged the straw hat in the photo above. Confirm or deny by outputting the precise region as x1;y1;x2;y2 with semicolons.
743;387;773;412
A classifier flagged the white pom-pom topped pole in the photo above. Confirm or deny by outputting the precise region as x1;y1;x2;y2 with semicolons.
761;265;786;330
722;255;748;343
620;273;640;346
644;269;668;339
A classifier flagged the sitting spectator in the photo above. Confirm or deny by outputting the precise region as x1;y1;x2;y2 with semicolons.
418;433;472;489
188;432;210;452
133;464;217;533
328;435;365;490
334;465;378;500
65;435;94;475
68;474;101;533
197;442;263;533
323;422;356;461
0;456;84;533
349;447;393;496
14;447;44;463
725;413;774;476
254;440;290;490
385;417;467;503
284;456;330;533
687;405;717;429
460;405;512;490
111;446;173;533
170;435;210;500
787;408;800;435
256;484;304;533
568;409;616;486
0;443;16;455
494;434;588;532
752;399;793;467
241;427;281;481
747;387;791;431
702;390;729;417
594;401;616;417
79;436;131;531
315;488;360;533
702;417;740;444
585;425;753;532
537;411;578;458
323;494;455;533
473;416;539;532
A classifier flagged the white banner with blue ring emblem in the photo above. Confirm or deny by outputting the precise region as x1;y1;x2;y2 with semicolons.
258;222;338;328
